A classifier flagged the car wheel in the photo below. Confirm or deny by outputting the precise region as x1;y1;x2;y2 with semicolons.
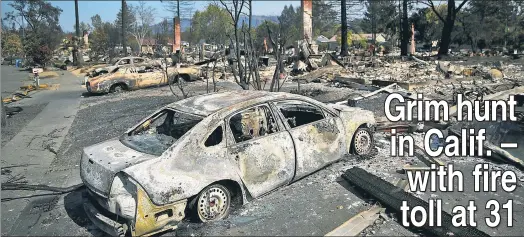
193;184;231;222
110;84;125;93
352;127;374;156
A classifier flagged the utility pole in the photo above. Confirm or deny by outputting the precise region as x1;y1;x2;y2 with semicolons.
74;0;83;66
122;0;128;56
73;0;79;66
371;2;376;56
340;0;348;56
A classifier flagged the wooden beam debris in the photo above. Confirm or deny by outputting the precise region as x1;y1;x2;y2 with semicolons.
325;206;385;236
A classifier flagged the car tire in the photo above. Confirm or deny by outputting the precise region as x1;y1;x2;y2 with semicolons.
190;184;232;223
352;127;374;156
110;84;125;93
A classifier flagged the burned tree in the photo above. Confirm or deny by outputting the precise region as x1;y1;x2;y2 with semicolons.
242;0;262;90
266;21;292;92
421;0;470;56
219;0;250;90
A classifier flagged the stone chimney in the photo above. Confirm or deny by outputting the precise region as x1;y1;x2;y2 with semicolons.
83;31;89;48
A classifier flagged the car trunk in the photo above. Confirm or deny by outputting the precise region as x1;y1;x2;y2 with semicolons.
80;139;158;197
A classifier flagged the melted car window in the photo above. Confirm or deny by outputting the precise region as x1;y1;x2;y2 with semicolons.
274;101;325;128
229;105;279;143
133;58;145;64
205;126;223;147
119;59;131;65
121;109;203;156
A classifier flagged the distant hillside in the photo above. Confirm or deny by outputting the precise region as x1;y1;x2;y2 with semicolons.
151;15;279;34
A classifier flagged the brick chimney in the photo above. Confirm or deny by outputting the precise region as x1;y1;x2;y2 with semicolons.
173;17;181;53
302;0;313;44
411;23;415;55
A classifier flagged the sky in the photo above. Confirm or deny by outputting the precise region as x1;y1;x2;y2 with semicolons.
1;0;301;32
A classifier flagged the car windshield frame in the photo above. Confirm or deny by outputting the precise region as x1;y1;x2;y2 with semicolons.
120;108;204;156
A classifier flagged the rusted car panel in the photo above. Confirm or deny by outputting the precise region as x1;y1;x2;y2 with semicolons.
80;91;376;236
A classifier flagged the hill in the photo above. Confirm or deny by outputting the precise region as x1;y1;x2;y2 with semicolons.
151;15;279;34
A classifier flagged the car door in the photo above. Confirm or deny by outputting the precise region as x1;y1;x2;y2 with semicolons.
133;58;162;88
272;100;346;181
226;103;296;198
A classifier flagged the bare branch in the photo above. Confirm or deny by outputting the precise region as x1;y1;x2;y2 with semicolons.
419;0;445;23
455;0;470;13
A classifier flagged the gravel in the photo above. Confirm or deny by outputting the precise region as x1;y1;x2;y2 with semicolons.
48;95;178;172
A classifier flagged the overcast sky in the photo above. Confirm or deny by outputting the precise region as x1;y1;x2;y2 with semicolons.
1;0;301;32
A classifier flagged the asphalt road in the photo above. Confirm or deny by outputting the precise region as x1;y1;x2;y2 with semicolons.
1;65;30;98
1;79;523;236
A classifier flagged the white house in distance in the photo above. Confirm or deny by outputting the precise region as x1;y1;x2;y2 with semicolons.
315;35;338;51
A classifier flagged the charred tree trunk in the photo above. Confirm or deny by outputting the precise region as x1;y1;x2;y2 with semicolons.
400;0;409;56
74;0;84;67
340;0;349;56
438;2;456;56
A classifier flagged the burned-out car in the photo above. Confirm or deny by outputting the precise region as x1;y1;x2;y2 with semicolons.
86;66;169;94
86;66;201;94
80;91;376;236
86;57;150;78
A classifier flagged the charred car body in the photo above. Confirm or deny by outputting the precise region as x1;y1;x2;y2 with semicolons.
86;65;201;94
80;91;376;236
86;57;151;78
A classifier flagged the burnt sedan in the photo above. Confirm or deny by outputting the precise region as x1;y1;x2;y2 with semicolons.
80;91;376;236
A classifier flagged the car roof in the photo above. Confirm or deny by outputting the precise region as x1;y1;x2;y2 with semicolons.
167;90;308;117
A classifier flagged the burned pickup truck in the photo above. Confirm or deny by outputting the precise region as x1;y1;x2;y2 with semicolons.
86;65;202;94
80;91;376;236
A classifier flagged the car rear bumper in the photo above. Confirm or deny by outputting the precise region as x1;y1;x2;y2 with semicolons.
83;198;129;237
83;185;187;236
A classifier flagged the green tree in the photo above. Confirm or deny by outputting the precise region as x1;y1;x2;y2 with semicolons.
74;22;92;33
336;31;352;46
363;0;398;41
278;5;301;45
4;0;63;66
115;1;136;46
254;20;279;53
190;3;232;45
312;0;339;38
1;32;24;57
89;14;119;61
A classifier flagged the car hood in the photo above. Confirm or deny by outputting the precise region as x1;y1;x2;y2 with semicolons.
80;138;158;197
